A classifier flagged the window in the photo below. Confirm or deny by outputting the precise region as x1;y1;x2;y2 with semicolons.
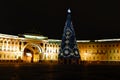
4;41;7;43
101;50;103;53
56;49;58;53
113;45;115;47
110;57;112;59
97;50;99;53
56;55;58;59
12;42;14;44
118;56;119;59
93;57;95;60
105;50;107;53
4;54;6;58
110;50;111;53
8;41;10;44
15;55;17;58
109;45;111;47
116;44;118;47
97;56;99;59
89;57;91;59
113;50;115;53
40;43;43;46
0;54;1;58
7;55;9;58
19;42;21;45
104;45;107;47
96;45;98;47
101;56;103;60
59;45;60;47
0;41;2;43
15;42;18;45
113;56;116;59
0;46;2;50
117;50;119;53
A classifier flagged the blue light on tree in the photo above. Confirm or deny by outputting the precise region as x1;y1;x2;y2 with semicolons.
59;9;81;59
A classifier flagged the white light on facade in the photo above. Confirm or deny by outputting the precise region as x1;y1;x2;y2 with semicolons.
24;35;48;40
26;53;32;57
95;39;120;42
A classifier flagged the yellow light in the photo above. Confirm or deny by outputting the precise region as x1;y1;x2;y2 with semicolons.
77;40;90;42
0;33;18;38
84;53;90;61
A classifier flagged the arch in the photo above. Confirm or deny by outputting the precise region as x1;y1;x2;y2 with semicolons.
22;43;43;62
22;43;42;53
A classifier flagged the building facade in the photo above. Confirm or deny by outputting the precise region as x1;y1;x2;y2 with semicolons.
1;9;120;63
0;33;120;63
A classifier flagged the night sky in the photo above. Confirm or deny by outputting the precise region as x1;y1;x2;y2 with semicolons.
2;0;120;40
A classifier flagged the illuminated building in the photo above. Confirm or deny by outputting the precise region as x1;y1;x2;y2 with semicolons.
1;9;120;63
0;33;120;63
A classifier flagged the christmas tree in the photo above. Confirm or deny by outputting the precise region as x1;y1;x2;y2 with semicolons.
59;9;81;61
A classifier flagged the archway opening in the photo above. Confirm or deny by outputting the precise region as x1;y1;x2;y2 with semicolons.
23;44;42;62
23;48;33;62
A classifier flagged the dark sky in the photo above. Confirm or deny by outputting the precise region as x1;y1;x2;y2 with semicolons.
2;0;120;40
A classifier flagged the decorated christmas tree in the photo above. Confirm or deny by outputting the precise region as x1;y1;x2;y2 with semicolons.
59;9;81;63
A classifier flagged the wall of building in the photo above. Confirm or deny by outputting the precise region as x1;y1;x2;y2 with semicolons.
45;41;120;61
0;38;22;60
0;34;120;62
43;42;60;60
78;41;120;61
